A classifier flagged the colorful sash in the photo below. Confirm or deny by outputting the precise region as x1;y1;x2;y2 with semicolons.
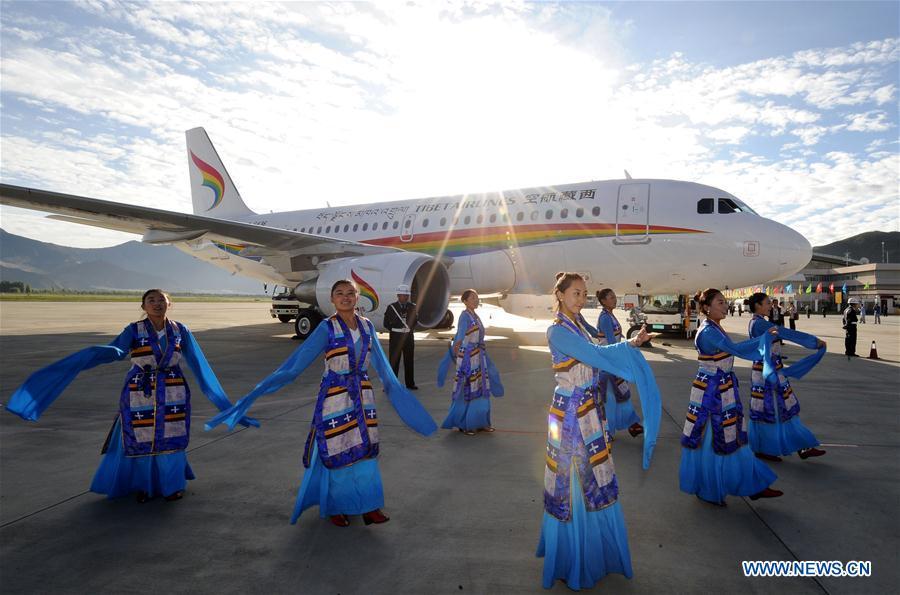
119;319;190;457
304;315;378;470
748;316;800;424
544;313;617;521
595;309;632;404
452;310;491;402
680;320;748;455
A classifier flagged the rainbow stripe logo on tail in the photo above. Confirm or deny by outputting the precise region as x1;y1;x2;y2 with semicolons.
190;151;225;211
351;270;379;313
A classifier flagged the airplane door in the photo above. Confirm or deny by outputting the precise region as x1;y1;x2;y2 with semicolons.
615;183;650;244
400;213;416;242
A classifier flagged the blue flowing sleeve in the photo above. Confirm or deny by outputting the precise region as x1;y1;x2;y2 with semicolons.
597;312;618;344
547;325;661;470
776;326;825;379
6;326;132;422
701;326;778;383
179;325;258;428
369;322;437;436
484;352;504;397
437;312;471;387
204;322;329;431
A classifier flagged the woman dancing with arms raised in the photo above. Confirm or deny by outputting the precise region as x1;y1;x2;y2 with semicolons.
206;279;436;527
6;289;254;502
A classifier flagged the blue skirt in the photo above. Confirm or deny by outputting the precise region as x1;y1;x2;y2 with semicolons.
679;426;777;503
440;396;491;431
291;441;384;524
749;413;819;456
536;467;633;590
90;418;194;499
603;380;640;434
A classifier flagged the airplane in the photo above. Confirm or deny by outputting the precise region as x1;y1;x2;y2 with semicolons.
0;127;812;338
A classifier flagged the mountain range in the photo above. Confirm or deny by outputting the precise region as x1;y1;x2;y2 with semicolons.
813;231;900;264
0;229;263;293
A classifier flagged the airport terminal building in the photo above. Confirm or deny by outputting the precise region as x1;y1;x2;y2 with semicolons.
734;253;900;314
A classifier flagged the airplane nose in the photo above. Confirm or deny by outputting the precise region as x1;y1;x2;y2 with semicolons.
778;225;812;276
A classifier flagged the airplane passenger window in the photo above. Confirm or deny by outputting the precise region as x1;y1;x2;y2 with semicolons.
353;224;359;232
440;217;447;226
393;221;399;229
516;212;524;222
326;226;332;233
382;221;389;230
718;198;742;214
317;226;322;233
592;206;600;216
697;198;714;214
464;216;471;225
422;218;429;228
476;214;483;224
343;225;349;232
530;211;539;221
545;209;553;220
560;208;568;219
501;213;508;222
489;213;496;223
404;219;411;228
576;208;584;218
362;223;368;231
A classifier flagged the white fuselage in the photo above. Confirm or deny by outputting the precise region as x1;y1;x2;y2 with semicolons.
178;178;811;298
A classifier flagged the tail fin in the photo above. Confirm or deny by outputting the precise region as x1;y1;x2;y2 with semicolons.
186;127;255;218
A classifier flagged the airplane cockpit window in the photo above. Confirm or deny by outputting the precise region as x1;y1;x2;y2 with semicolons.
697;198;714;214
717;198;743;214
731;198;758;215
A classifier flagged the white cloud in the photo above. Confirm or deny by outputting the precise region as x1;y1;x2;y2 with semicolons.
0;3;897;251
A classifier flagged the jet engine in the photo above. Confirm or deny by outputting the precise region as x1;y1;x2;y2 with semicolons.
295;252;450;331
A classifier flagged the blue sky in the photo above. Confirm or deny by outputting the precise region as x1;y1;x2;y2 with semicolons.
1;0;897;247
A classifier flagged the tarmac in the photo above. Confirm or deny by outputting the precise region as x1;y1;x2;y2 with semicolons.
1;302;898;594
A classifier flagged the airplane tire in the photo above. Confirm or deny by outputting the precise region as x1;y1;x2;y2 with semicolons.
294;310;322;341
437;309;454;330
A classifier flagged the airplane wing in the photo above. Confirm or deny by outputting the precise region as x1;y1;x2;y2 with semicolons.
0;184;400;260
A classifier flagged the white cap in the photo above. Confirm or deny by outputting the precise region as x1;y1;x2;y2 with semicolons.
847;297;861;304
396;284;411;295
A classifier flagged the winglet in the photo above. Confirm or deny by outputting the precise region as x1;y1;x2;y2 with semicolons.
186;128;255;218
624;169;633;180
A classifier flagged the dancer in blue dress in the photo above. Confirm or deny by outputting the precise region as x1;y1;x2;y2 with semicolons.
206;279;437;527
6;289;254;502
436;289;504;435
537;272;662;590
746;292;827;462
679;288;783;506
595;288;644;438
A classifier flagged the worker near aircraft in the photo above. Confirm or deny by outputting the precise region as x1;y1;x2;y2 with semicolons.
384;284;418;390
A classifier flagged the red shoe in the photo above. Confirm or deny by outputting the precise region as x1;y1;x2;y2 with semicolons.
330;514;350;527
798;447;826;459
750;487;784;500
628;423;644;438
362;509;390;525
755;452;783;462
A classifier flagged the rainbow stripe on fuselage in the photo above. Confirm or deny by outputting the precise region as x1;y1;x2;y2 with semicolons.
364;222;704;257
